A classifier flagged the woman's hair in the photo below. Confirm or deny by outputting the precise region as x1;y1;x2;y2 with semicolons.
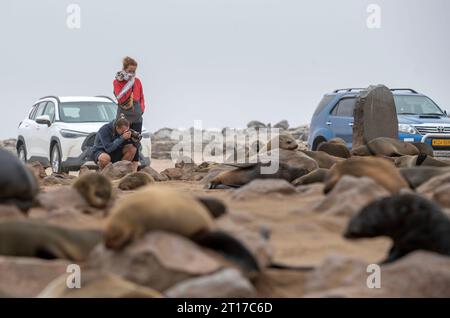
123;56;138;70
115;114;130;129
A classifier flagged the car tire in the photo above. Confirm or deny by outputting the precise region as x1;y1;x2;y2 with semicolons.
17;143;27;163
312;137;327;151
50;143;64;174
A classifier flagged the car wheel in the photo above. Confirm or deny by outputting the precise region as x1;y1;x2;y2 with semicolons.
312;137;327;151
50;143;62;173
17;143;27;163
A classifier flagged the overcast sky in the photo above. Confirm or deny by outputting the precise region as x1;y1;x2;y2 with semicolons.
1;0;449;138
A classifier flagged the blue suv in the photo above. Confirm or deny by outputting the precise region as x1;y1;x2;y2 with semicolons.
308;88;450;156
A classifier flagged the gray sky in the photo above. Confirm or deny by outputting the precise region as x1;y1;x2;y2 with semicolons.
1;0;450;138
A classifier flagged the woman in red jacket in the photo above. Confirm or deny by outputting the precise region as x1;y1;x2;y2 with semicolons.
113;56;146;134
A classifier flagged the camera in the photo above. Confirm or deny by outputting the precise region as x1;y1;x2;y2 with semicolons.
129;129;142;143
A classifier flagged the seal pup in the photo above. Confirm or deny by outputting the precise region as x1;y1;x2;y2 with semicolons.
72;172;112;208
324;156;409;194
104;185;260;271
0;149;38;212
317;139;351;158
292;168;328;186
0;220;102;261
116;172;155;190
344;194;450;263
259;133;298;152
300;150;344;169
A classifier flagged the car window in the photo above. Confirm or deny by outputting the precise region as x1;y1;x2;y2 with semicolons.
331;98;355;117
313;95;335;116
59;102;117;122
33;102;48;120
28;104;39;119
43;102;56;122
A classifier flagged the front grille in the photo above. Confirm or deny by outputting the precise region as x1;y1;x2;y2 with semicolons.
414;126;450;135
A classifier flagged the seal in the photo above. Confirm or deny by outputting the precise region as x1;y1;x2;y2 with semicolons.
0;220;102;261
104;185;260;271
208;161;311;189
399;166;450;188
317;139;351;158
324;156;409;194
38;270;163;298
292;168;328;186
0;148;38;212
259;133;298;152
395;154;450;168
72;172;112;209
412;142;434;156
364;137;419;157
300;150;345;169
344;193;450;263
116;172;155;190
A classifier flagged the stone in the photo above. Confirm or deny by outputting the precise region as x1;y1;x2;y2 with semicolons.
352;85;398;149
140;166;169;181
27;161;47;179
304;251;450;297
273;120;289;130
88;231;223;291
165;268;256;298
232;179;297;200
100;161;134;180
0;256;69;297
247;120;266;129
314;176;390;217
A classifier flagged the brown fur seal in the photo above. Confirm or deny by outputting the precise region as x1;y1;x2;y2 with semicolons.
350;145;371;156
292;168;328;186
412;142;434;156
300;150;345;169
259;133;298;152
324;156;409;194
0;149;38;212
400;166;450;188
208;161;311;189
38;271;163;298
72;172;112;209
364;137;419;157
116;172;155;190
317;139;351;158
104;185;259;271
344;193;450;263
395;154;450;168
0;220;102;261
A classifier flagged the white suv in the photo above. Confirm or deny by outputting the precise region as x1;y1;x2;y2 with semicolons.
17;96;151;173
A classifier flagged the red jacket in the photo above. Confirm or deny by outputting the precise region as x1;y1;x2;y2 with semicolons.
113;77;146;113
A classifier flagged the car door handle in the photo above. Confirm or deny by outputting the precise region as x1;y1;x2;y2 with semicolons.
348;122;354;127
326;121;332;126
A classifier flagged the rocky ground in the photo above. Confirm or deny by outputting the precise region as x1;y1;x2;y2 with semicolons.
1;120;450;298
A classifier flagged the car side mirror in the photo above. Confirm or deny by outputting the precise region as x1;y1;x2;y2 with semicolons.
445;110;449;117
36;115;51;126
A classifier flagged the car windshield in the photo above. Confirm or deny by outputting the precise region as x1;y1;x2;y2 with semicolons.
59;102;117;122
394;95;444;116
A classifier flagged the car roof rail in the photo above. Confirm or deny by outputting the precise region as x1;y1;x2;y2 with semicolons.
390;88;418;94
96;95;117;103
332;88;365;93
39;95;60;102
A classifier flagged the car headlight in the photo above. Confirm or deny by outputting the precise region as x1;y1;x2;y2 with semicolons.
398;124;418;134
60;129;90;138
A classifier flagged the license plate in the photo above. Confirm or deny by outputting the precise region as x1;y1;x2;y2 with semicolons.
432;139;450;146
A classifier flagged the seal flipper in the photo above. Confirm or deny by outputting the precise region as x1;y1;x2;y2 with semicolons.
222;163;259;169
193;230;260;273
416;153;428;166
196;196;227;219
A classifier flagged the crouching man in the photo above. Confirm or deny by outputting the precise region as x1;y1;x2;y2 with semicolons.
92;116;139;171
